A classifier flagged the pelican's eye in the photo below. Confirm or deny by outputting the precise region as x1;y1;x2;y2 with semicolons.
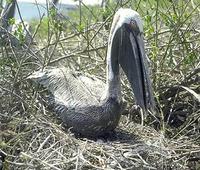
129;19;141;35
130;19;137;29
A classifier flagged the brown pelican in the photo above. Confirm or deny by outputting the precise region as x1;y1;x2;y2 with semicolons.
28;8;155;137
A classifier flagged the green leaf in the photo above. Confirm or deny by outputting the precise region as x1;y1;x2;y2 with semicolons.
8;18;15;25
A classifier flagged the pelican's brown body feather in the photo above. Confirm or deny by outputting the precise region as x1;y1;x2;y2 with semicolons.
30;67;124;136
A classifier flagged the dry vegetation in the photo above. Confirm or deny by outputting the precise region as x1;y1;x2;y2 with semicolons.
0;0;200;169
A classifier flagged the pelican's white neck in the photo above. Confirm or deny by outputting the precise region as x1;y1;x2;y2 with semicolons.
105;27;121;102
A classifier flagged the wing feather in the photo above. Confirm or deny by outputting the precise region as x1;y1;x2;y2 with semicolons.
28;67;105;108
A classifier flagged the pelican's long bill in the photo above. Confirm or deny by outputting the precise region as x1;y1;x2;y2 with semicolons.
109;8;155;111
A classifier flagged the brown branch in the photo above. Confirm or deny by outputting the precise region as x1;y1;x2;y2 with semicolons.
49;45;106;64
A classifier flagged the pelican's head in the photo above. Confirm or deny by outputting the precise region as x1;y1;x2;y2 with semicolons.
109;8;143;43
107;8;154;111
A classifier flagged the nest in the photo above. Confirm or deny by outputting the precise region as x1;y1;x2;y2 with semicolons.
1;108;200;170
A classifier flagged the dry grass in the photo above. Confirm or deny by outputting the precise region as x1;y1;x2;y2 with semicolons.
1;111;200;169
1;108;200;170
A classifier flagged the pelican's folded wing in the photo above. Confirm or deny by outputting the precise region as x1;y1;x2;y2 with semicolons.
28;67;105;108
